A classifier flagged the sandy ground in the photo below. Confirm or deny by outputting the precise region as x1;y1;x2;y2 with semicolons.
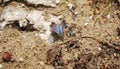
0;0;120;69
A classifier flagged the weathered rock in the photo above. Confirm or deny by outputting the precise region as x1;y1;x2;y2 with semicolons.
0;4;62;43
25;0;60;7
0;5;27;29
0;0;10;3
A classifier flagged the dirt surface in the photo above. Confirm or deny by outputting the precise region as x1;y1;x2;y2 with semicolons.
0;0;120;69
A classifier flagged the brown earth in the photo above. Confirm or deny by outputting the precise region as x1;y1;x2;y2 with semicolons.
0;0;120;69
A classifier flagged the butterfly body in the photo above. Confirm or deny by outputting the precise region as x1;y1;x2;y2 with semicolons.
50;20;66;36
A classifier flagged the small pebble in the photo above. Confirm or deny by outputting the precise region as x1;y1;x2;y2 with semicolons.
2;52;11;62
40;61;44;66
114;53;117;56
98;47;102;51
107;14;111;18
22;35;25;38
21;4;25;7
89;15;93;19
19;58;24;62
74;12;78;15
84;23;89;26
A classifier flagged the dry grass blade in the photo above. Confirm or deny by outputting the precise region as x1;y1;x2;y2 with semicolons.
53;35;118;50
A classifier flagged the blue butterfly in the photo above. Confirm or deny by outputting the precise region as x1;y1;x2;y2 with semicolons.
50;20;66;36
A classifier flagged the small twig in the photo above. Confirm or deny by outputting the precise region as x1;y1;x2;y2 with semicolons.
57;36;78;45
53;35;117;50
80;36;117;49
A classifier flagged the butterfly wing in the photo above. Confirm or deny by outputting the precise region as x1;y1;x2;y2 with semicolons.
50;22;60;35
59;20;66;35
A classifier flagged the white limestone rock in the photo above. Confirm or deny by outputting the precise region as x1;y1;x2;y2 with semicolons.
0;0;10;3
26;10;52;42
0;5;62;43
3;0;10;2
26;10;46;30
0;5;27;29
26;0;60;7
